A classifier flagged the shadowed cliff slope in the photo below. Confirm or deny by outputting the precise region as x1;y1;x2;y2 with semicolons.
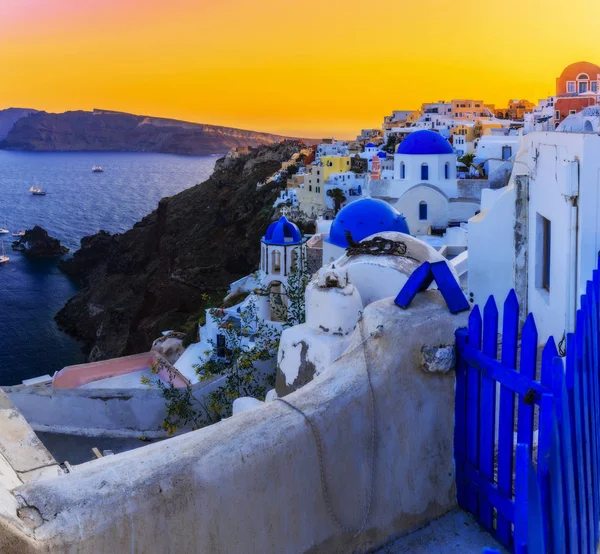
0;109;307;155
56;140;303;361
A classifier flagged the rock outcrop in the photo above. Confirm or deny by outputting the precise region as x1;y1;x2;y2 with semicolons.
0;108;38;141
56;141;304;361
12;226;69;258
0;108;310;155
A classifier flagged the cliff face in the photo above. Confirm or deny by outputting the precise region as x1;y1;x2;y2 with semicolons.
0;108;38;140
56;141;302;361
0;109;304;155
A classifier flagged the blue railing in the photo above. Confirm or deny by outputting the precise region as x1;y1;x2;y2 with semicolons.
459;256;600;553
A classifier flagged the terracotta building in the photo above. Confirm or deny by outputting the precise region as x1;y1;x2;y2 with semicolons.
556;61;600;97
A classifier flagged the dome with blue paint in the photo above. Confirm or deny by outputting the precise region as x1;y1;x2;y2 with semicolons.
396;130;454;155
365;142;376;148
376;151;387;158
326;198;410;248
263;216;302;245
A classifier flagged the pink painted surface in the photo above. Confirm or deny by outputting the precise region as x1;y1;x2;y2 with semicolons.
53;351;189;389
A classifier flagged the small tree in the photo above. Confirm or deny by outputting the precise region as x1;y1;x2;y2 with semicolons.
147;259;311;434
327;187;347;215
458;153;475;171
382;134;397;154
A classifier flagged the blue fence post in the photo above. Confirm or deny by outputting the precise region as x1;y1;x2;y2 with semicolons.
514;443;530;553
553;355;578;553
478;296;498;530
454;327;468;511
566;332;586;553
516;314;537;451
466;306;482;517
496;289;519;547
577;304;595;551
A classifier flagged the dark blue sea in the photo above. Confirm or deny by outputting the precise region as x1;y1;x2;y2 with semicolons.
0;151;217;385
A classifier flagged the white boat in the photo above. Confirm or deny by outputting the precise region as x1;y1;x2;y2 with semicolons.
0;217;9;235
0;241;9;264
92;164;104;173
12;230;25;237
29;185;46;196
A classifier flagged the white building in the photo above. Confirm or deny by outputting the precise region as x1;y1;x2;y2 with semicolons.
474;133;523;181
556;105;600;133
469;131;600;343
524;97;556;134
316;140;349;160
323;172;366;210
392;130;458;197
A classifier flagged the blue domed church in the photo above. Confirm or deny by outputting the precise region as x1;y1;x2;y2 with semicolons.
323;198;410;263
364;130;479;235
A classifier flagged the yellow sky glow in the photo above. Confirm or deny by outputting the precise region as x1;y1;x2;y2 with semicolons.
1;0;599;138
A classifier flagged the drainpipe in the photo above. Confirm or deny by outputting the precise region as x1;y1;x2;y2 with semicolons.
566;160;580;334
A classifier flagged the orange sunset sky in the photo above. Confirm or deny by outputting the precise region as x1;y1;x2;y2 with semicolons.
1;0;599;138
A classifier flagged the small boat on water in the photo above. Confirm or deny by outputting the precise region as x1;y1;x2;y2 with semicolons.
0;241;9;264
0;217;9;235
29;185;46;196
92;164;104;173
12;230;25;237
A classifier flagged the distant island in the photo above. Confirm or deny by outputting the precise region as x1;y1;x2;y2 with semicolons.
0;108;314;156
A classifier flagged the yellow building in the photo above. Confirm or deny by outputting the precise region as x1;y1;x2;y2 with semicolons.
473;120;504;138
450;124;476;142
296;156;352;217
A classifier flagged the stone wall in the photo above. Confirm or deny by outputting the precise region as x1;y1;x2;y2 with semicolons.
3;377;223;439
0;292;467;553
457;178;491;200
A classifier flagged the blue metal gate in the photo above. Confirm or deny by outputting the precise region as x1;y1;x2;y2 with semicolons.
457;256;600;553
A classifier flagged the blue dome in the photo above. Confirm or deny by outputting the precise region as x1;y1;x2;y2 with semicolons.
326;198;410;248
365;142;376;148
263;216;302;245
377;151;387;158
396;130;454;155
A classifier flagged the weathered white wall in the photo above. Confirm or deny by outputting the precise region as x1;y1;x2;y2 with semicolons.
4;378;222;439
3;293;467;554
394;185;448;235
468;185;516;320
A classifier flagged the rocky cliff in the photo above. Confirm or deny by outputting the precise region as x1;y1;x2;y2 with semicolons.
12;226;69;257
0;108;38;141
0;109;306;155
55;141;303;361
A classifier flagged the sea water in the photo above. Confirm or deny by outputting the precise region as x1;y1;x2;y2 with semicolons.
0;151;216;385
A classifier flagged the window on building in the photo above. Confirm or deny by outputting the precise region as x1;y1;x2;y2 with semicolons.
569;110;577;115
419;201;428;221
577;73;589;81
536;214;551;293
308;185;312;191
502;146;512;160
421;163;429;180
567;81;576;93
555;110;561;120
400;162;406;179
593;82;599;93
579;81;589;94
542;217;551;291
444;162;450;179
272;250;281;274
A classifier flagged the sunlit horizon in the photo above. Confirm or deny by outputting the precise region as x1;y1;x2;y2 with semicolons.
1;0;599;138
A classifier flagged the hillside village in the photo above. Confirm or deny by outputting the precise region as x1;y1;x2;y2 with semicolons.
2;61;600;552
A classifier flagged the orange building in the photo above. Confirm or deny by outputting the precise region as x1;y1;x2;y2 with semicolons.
556;61;600;96
451;100;491;120
554;97;597;124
